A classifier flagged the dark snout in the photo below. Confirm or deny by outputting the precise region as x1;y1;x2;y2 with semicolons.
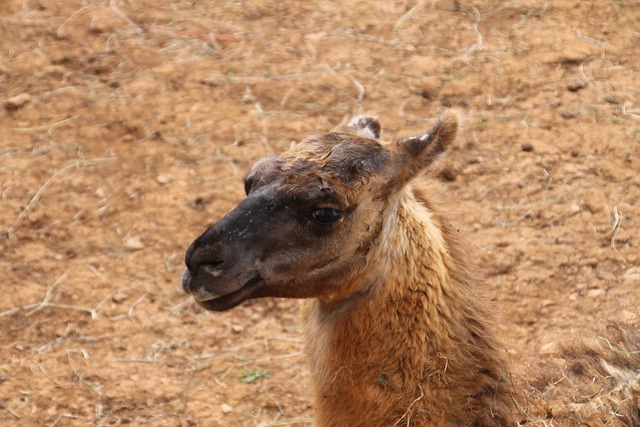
181;195;275;311
183;218;249;299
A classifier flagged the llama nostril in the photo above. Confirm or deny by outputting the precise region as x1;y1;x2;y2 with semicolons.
201;261;224;277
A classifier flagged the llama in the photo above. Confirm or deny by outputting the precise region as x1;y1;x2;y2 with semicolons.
182;110;520;426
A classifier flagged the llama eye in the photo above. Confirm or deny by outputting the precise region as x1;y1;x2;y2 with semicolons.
311;208;342;225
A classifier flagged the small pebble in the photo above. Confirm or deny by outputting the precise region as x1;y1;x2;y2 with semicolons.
123;235;145;251
561;110;579;119
220;404;233;414
587;289;605;298
521;143;534;152
569;202;580;213
189;197;206;211
4;93;31;110
111;291;129;303
439;167;457;182
567;81;586;92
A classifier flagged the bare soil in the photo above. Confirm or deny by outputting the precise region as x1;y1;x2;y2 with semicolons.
1;1;639;426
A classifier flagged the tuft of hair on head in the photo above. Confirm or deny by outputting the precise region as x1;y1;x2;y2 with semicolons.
340;115;381;140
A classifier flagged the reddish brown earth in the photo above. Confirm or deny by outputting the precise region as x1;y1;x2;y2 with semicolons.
1;1;639;425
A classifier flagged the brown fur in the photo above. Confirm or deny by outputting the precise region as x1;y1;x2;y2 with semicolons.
183;111;520;425
184;111;640;426
301;180;518;426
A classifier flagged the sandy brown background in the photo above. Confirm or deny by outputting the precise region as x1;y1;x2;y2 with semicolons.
1;0;639;425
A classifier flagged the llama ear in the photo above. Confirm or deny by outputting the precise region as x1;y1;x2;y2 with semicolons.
395;110;457;177
338;115;381;139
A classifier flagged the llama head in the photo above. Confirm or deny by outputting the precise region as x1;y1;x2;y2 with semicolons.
182;111;458;311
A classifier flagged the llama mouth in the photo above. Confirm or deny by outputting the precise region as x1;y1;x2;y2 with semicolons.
181;268;192;291
197;275;265;312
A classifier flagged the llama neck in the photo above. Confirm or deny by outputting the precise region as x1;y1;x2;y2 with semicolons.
324;188;468;373
302;186;512;426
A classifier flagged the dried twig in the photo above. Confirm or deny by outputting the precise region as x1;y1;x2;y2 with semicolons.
603;204;623;250
0;306;22;318
340;29;415;51
127;292;148;323
1;263;106;320
578;63;590;85
18;157;116;220
495;190;573;211
621;104;640;121
22;0;32;19
193;340;264;360
576;29;615;50
260;117;274;153
113;357;181;364
279;87;295;110
13;116;77;133
31;359;73;387
2;400;21;419
109;0;144;34
202;64;339;85
392;385;424;427
30;302;98;319
258;417;314;426
67;349;103;395
348;76;365;103
24;263;88;317
463;24;484;68
238;352;304;366
495;208;534;227
55;5;91;38
36;333;121;355
145;25;244;42
599;337;640;356
392;1;424;37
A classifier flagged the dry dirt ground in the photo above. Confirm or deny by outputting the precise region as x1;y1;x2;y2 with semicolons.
1;1;639;426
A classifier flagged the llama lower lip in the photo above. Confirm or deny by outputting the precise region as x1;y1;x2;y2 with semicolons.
198;275;264;312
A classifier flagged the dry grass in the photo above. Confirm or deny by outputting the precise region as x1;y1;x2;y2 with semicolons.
528;321;640;426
